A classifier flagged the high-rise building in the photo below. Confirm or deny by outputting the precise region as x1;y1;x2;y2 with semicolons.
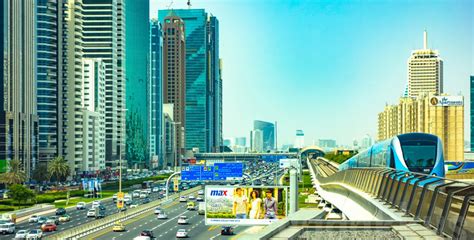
360;134;373;149
80;59;106;171
235;137;246;147
407;31;443;98
223;139;231;147
163;104;177;168
317;139;337;149
378;93;464;161
253;120;275;151
0;0;39;178
125;0;149;168
471;76;474;151
294;130;304;148
251;130;264;153
158;9;222;153
82;0;126;169
162;13;186;161
36;0;67;164
150;20;164;169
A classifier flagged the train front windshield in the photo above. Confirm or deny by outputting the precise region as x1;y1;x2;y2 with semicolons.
398;135;437;173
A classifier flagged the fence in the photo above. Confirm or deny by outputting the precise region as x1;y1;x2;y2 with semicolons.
310;158;474;240
44;186;202;240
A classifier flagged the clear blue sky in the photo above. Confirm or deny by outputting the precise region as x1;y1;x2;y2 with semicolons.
151;0;473;147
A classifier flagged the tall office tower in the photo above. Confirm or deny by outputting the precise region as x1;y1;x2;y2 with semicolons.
360;134;373;149
150;20;164;169
64;0;84;174
163;104;177;168
407;31;443;98
0;0;39;178
82;0;126;169
36;0;67;164
162;13;186;160
471;76;474;151
253;120;275;152
294;130;304;149
251;130;264;153
158;9;221;153
125;0;149;169
81;59;106;171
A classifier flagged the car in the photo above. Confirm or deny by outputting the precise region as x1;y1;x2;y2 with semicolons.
47;216;60;225
132;190;140;198
152;187;159;192
186;202;195;210
179;196;186;202
176;229;188;238
143;198;150;204
41;223;57;232
26;229;43;239
87;208;97;217
188;195;195;200
0;222;15;234
92;200;101;208
124;197;132;205
76;202;86;210
59;214;71;222
139;193;147;199
29;215;40;223
221;226;234;235
157;213;168;219
140;230;154;238
177;216;188;225
37;216;48;225
154;207;162;215
55;208;66;216
14;229;28;239
196;196;203;202
133;236;151;240
130;202;139;208
95;210;106;219
112;222;125;232
98;205;106;211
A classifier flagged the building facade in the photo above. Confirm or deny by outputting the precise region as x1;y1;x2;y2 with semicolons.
407;31;443;98
207;16;222;152
162;13;186;160
378;93;464;161
150;20;164;169
36;0;68;164
471;76;474;151
0;0;39;178
82;0;126;169
294;130;304;149
251;130;264;153
163;104;177;168
253;120;275;152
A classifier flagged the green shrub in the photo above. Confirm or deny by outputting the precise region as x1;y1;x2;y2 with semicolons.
0;205;15;211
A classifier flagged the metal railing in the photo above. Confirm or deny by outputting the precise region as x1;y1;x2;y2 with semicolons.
310;158;474;240
44;186;202;240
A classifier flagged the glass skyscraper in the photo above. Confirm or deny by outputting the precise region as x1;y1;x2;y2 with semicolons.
125;0;149;168
471;76;474;151
158;9;222;153
254;120;275;152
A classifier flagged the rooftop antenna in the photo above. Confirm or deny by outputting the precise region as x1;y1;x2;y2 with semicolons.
187;0;192;9
423;29;428;50
167;0;173;9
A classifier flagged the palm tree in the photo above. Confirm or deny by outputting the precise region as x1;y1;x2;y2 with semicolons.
48;156;70;185
0;159;27;185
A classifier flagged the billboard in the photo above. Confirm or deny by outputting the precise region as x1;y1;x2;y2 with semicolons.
205;186;288;225
429;96;463;106
180;162;243;181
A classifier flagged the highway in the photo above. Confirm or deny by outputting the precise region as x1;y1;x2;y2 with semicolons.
0;191;165;239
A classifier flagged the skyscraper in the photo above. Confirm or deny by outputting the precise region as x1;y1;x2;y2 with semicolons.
150;20;164;169
158;9;221;153
0;0;39;178
294;130;304;149
253;120;275;152
36;0;67;164
471;76;474;151
82;0;126;168
251;130;264;153
162;13;186;159
407;31;443;98
125;0;149;168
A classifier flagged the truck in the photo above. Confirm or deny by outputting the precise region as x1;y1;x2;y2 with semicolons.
198;202;205;215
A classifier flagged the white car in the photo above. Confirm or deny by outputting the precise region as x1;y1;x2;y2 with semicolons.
28;215;39;223
15;229;28;239
130;203;138;208
87;208;97;217
197;190;204;195
0;222;15;234
196;196;203;202
132;190;140;198
76;202;86;210
177;216;188;225
179;196;187;202
176;229;188;238
157;213;168;219
188;195;195;200
154;207;162;215
139;193;147;199
124;197;132;205
152;187;159;192
145;189;152;194
26;229;43;239
92;200;101;208
133;236;151;240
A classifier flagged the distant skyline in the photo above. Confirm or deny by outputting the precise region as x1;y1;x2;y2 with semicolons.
151;0;473;147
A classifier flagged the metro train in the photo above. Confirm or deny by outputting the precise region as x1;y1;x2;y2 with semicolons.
339;133;445;177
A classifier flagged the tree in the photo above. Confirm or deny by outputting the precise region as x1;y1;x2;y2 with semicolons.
0;159;26;185
48;156;70;185
8;184;36;206
31;163;49;183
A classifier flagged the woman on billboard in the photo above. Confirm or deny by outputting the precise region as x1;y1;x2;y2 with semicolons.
248;190;262;219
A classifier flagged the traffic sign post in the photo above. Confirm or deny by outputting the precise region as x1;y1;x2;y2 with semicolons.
180;162;243;181
117;191;124;209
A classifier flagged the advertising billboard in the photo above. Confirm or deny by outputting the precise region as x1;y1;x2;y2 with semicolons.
429;96;463;106
205;186;288;225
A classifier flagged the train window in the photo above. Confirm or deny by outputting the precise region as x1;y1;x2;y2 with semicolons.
401;143;436;169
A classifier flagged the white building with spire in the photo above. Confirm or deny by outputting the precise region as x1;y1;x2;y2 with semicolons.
407;30;443;98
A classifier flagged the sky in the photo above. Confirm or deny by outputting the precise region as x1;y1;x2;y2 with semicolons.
150;0;474;147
